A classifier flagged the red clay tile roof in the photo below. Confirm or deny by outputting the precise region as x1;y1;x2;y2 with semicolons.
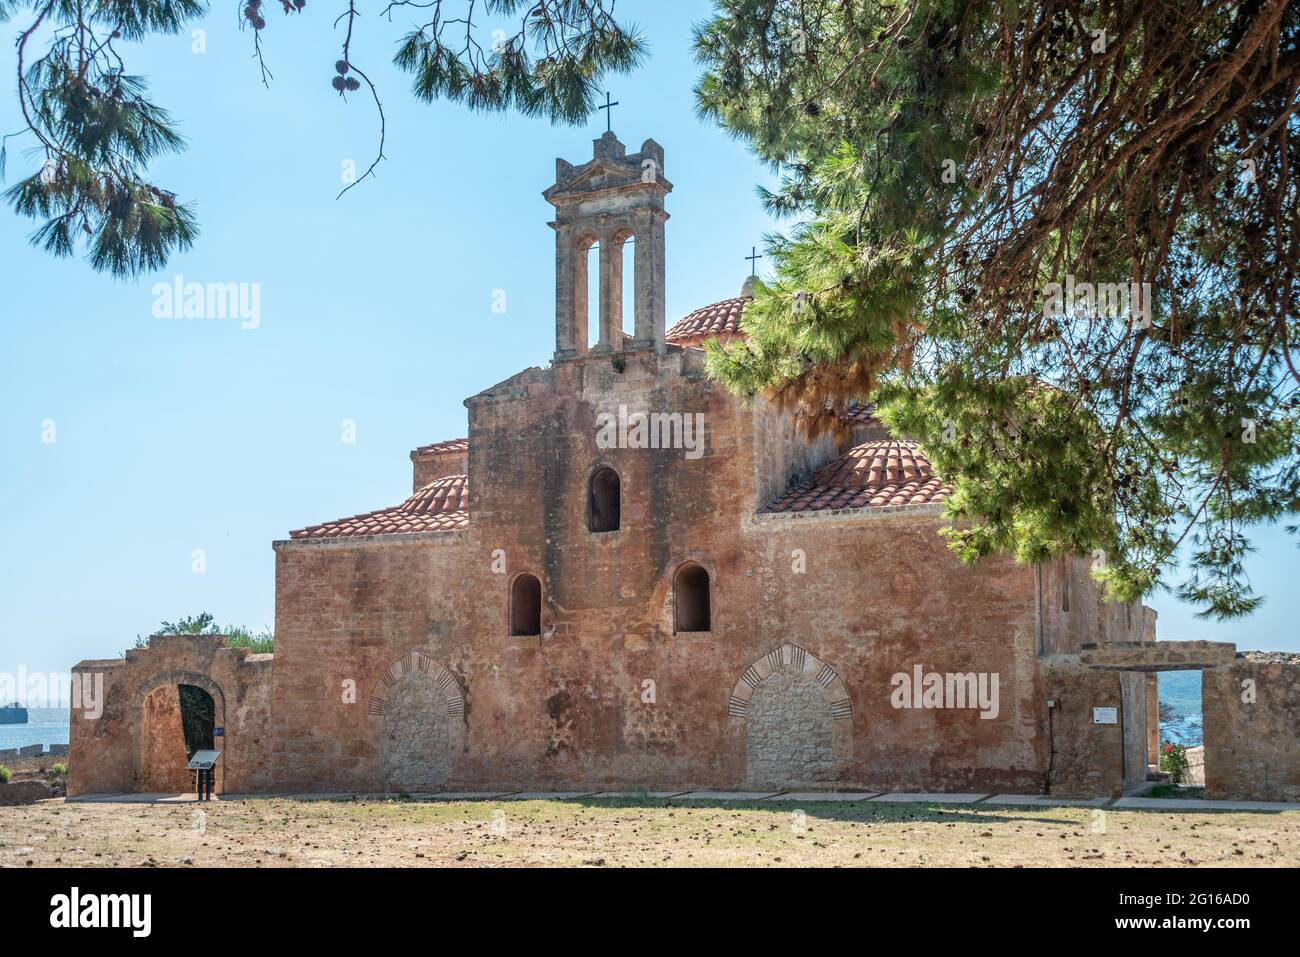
665;296;751;347
763;439;951;513
412;437;468;455
290;474;469;539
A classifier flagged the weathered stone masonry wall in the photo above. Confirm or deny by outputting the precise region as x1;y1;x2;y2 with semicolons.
68;635;273;796
268;532;470;792
1205;654;1300;801
70;353;1298;800
266;347;1054;793
1038;661;1136;797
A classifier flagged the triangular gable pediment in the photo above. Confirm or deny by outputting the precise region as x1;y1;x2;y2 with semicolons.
544;158;643;201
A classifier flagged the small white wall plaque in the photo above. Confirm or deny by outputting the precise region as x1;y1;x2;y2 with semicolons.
1092;707;1118;725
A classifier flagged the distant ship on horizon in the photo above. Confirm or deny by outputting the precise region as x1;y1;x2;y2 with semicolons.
0;703;29;725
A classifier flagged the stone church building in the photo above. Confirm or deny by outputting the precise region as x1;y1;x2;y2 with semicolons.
70;133;1300;801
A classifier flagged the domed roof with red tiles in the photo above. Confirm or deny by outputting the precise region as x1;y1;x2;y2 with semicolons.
665;295;751;347
811;440;935;489
401;473;469;516
764;439;951;513
290;474;469;539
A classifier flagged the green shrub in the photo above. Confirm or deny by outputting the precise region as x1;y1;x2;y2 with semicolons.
0;765;10;784
222;626;275;654
126;612;274;656
51;763;68;777
1160;741;1190;784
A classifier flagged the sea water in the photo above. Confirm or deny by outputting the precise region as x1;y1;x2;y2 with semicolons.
0;707;70;751
1158;671;1204;747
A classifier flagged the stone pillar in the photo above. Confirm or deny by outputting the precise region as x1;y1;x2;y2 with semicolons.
1145;673;1159;767
573;237;591;354
597;229;619;349
1120;671;1148;793
632;207;667;352
554;225;580;359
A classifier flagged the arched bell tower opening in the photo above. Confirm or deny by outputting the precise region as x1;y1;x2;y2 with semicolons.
544;131;672;359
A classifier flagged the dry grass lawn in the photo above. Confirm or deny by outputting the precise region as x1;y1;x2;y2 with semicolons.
2;796;1297;868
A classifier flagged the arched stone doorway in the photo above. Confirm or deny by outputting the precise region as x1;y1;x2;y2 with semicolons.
728;643;853;789
134;671;227;794
368;652;466;791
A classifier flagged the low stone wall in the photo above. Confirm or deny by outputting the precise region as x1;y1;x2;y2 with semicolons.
1039;659;1146;798
0;744;67;761
0;755;64;776
60;630;1298;801
1061;640;1300;800
69;635;274;796
0;780;54;805
1204;653;1300;801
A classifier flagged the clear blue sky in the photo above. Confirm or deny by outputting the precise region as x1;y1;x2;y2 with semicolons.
1;3;1294;697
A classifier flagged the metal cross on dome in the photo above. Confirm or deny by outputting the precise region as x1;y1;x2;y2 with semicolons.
746;246;763;276
598;91;619;132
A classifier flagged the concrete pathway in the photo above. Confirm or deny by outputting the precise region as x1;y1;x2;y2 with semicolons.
70;792;200;804
426;791;513;801
1110;796;1300;812
64;790;1300;812
875;792;990;804
505;791;600;800
766;792;882;802
984;794;1110;807
671;791;781;801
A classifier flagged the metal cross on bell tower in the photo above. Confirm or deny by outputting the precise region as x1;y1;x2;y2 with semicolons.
598;91;619;133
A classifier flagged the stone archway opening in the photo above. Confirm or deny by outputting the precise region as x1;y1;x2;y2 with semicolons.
588;467;621;533
510;573;543;636
136;674;225;794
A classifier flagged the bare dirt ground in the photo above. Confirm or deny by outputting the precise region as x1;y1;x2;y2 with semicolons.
2;796;1297;868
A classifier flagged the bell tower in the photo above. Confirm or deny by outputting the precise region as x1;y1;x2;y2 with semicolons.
543;132;672;359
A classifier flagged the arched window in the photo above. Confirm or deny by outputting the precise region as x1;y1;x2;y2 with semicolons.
589;466;621;533
510;574;542;636
674;562;711;633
